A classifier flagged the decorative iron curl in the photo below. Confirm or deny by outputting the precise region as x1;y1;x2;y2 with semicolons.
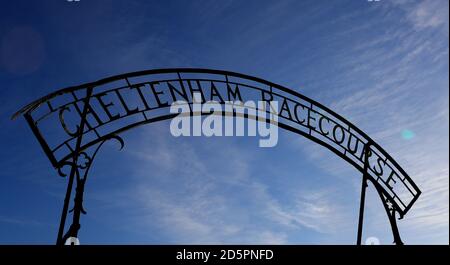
57;134;124;178
59;134;124;244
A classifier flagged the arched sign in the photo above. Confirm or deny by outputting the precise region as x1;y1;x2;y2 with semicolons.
13;68;421;245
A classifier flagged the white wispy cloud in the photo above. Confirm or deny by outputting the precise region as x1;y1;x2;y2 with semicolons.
0;215;47;227
288;0;449;244
91;123;352;244
405;0;449;32
264;189;348;234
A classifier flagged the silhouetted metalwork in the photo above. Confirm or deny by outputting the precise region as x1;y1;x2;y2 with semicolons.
13;68;421;245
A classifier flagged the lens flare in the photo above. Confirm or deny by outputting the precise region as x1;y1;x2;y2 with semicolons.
401;129;415;140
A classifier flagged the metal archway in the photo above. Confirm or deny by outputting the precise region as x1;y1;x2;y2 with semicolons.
13;68;421;245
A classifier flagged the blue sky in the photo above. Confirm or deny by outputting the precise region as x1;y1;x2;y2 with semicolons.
0;0;448;244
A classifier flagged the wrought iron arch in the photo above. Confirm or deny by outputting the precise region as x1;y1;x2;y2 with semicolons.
13;68;420;245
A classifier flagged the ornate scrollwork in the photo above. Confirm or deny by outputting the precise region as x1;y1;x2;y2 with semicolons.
58;134;124;244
